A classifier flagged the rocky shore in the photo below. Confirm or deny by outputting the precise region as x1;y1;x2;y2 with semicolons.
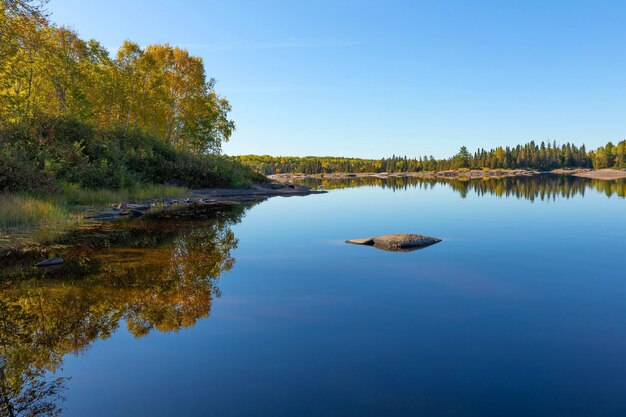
82;183;325;222
269;169;536;183
572;168;626;180
269;168;626;182
1;183;326;256
549;168;626;180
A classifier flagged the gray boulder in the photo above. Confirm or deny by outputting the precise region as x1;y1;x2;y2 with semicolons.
346;233;441;252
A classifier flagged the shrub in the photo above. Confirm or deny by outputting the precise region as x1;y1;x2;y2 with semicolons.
0;143;57;192
0;117;264;192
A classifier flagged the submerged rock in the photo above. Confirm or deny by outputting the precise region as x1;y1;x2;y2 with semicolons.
129;209;145;218
85;212;120;221
346;237;375;245
35;257;64;268
346;233;441;252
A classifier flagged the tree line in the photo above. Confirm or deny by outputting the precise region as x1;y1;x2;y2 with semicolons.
1;0;232;153
296;174;626;200
237;140;626;175
1;0;260;191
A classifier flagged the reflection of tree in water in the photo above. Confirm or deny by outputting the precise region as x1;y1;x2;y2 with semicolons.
0;301;66;417
299;175;626;200
0;203;248;416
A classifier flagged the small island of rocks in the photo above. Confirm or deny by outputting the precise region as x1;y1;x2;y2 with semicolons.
346;234;442;252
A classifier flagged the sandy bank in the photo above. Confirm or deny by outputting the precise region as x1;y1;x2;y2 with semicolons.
269;169;536;182
270;168;626;182
572;169;626;180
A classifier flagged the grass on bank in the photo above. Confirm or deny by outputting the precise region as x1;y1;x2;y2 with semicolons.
53;184;188;206
0;194;70;230
0;184;188;231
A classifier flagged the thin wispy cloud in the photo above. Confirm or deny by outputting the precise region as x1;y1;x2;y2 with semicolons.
105;39;359;54
221;86;319;94
185;39;361;51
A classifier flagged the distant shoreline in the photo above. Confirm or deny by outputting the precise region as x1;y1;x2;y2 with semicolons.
571;169;626;180
269;168;626;182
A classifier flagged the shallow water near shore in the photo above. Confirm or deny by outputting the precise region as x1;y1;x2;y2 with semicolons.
2;175;626;417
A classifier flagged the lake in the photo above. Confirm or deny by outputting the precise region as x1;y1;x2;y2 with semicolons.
1;175;626;417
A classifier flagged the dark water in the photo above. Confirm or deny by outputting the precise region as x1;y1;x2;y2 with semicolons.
1;175;626;417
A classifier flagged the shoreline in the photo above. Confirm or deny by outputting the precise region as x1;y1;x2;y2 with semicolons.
571;169;626;180
191;183;326;201
0;183;324;255
269;168;626;182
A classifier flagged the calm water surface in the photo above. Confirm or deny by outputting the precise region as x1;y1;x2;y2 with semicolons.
1;176;626;417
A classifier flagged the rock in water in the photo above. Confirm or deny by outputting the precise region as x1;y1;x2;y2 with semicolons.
345;237;375;245
85;212;120;221
372;234;441;249
35;257;64;268
346;234;441;252
129;209;145;218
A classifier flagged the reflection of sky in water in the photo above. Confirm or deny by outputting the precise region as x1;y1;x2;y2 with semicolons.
23;180;626;416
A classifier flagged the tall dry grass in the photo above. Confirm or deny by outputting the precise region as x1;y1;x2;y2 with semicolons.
0;184;188;231
0;194;70;230
56;184;188;206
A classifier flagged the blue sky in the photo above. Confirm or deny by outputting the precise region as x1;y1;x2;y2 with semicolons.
48;0;626;158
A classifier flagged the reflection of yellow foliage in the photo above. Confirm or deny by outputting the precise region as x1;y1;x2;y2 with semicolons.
0;205;243;416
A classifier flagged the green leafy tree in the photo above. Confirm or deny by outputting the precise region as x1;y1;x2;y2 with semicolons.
455;146;471;168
